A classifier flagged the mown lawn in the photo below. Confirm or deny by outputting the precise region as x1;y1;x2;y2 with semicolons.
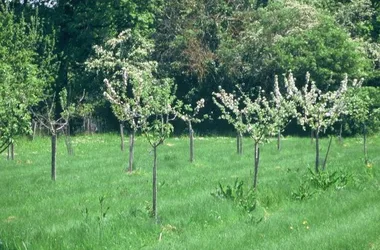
0;134;379;249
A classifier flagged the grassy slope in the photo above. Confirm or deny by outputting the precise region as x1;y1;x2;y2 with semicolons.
0;134;379;250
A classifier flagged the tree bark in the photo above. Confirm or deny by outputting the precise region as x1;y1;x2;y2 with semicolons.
32;120;37;141
152;145;158;222
339;122;343;144
236;132;240;154
277;130;281;151
315;129;320;173
11;142;14;160
189;122;194;162
128;130;135;172
51;133;57;181
239;133;243;155
64;125;73;156
237;132;243;155
363;123;368;164
120;123;125;151
322;136;333;171
253;142;260;189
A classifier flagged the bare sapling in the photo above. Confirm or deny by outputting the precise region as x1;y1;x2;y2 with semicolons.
178;98;206;162
32;89;74;181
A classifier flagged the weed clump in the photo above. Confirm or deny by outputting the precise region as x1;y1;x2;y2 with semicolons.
292;168;354;201
211;179;256;213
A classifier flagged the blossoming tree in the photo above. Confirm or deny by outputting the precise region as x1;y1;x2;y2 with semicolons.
285;72;349;172
141;78;181;222
213;83;286;189
272;75;297;150
86;29;156;172
213;89;246;155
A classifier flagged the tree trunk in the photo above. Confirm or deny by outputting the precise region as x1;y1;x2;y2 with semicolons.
253;142;260;189
239;133;243;154
128;130;135;172
38;121;42;136
363;123;368;164
64;125;74;156
32;120;37;141
83;117;86;133
315;129;320;173
11;142;14;160
339;122;343;144
322;136;333;171
152;145;158;222
236;132;240;154
87;118;91;134
189;122;194;162
236;132;243;155
277;130;281;151
51;133;57;181
120;123;125;151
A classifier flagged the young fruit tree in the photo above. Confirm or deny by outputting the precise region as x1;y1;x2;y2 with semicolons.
272;75;297;150
32;89;74;181
86;29;155;172
285;72;349;172
178;98;206;162
142;78;180;222
213;83;285;189
103;70;150;172
343;85;379;165
212;89;246;155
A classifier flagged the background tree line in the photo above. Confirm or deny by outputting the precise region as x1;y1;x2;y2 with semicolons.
1;0;380;139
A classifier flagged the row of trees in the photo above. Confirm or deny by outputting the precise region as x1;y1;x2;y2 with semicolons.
1;0;380;221
1;0;379;136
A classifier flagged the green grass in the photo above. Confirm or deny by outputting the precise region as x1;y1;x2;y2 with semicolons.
0;134;379;249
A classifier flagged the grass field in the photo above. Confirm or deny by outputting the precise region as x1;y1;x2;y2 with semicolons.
0;134;379;250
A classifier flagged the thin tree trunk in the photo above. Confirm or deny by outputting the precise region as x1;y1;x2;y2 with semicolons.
253;142;260;189
237;132;243;155
51;133;57;181
189;122;194;162
83;117;86;133
11;142;14;160
236;132;240;154
315;129;320;173
38;121;42;136
120;123;125;151
277;130;281;151
152;145;158;222
322;136;333;171
64;125;73;156
128;130;135;172
239;133;243;154
339;122;343;144
87;118;91;134
363;123;368;164
32;120;37;141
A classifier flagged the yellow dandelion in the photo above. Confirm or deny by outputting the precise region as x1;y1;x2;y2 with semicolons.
302;220;308;225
